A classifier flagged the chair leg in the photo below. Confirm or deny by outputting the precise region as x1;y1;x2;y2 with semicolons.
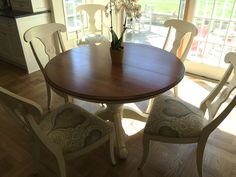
196;138;207;177
138;135;150;169
55;153;66;177
46;84;52;111
146;98;154;114
110;128;116;165
174;85;178;97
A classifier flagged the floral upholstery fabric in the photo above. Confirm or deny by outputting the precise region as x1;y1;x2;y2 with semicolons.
78;34;109;45
40;103;112;153
145;94;204;138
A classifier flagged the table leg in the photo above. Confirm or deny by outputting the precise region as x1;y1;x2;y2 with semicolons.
96;104;128;159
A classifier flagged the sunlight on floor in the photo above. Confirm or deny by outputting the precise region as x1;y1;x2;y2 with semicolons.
178;76;213;106
218;115;236;136
216;94;236;136
122;118;145;136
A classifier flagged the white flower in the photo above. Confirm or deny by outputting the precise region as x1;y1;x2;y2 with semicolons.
106;0;142;50
105;0;141;19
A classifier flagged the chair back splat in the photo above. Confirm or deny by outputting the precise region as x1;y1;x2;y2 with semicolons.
24;23;66;71
201;52;236;130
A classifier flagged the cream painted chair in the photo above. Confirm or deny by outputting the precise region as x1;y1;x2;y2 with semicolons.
0;86;116;177
24;23;69;111
76;4;109;45
163;19;198;97
138;52;236;177
145;19;198;114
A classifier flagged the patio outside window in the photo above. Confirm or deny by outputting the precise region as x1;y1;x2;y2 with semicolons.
124;0;185;48
189;0;236;69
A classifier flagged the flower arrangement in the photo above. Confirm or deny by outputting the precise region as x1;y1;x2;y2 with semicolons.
105;0;141;50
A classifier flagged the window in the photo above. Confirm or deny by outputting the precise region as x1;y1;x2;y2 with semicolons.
124;0;185;48
188;0;236;68
63;0;85;32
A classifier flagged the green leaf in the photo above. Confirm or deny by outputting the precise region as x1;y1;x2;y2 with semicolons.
115;27;127;49
111;29;119;49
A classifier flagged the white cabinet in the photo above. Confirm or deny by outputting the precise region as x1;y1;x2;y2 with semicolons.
10;0;50;12
0;12;51;73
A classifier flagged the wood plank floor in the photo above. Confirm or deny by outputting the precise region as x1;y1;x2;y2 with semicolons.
0;61;236;177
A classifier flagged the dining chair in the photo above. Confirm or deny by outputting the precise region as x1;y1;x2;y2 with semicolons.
0;86;116;177
76;4;109;45
145;19;198;114
138;52;236;177
164;19;198;97
24;23;69;111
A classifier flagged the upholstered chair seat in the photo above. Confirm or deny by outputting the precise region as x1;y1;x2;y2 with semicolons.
40;103;113;153
145;94;205;138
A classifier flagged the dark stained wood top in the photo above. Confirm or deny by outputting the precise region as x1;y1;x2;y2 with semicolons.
44;42;185;103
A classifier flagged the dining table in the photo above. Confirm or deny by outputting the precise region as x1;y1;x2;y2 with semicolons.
44;42;185;159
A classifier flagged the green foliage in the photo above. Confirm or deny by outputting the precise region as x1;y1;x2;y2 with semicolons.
139;0;235;18
110;27;127;50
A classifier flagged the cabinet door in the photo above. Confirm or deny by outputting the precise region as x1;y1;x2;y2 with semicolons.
0;31;11;59
8;32;25;65
11;0;49;12
0;17;26;67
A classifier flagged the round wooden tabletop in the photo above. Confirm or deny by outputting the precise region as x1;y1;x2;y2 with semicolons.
45;42;185;103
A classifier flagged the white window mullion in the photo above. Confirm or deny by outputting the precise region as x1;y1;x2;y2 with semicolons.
219;0;236;65
63;0;85;33
187;0;236;80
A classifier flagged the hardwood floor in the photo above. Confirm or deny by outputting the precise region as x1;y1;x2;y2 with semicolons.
0;61;236;177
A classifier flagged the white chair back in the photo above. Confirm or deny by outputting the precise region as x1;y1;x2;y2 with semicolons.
201;52;236;125
163;19;198;63
24;23;66;71
76;4;106;36
24;23;68;111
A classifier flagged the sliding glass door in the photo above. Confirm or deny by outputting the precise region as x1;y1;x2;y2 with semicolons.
186;0;236;79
